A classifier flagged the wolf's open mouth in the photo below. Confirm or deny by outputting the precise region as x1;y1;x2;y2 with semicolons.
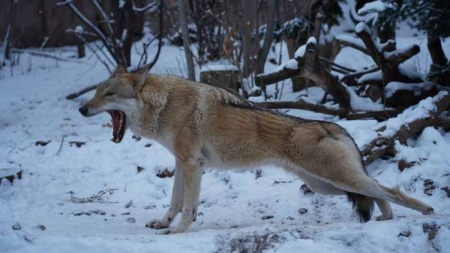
108;111;126;143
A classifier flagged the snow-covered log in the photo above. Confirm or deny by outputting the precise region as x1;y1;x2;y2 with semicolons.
361;91;450;165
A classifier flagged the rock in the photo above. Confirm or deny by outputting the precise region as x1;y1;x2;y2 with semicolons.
300;184;313;195
441;187;450;197
144;205;157;210
137;166;145;173
37;225;46;231
423;222;440;241
12;223;21;230
121;212;131;215
69;141;85;148
74;210;106;216
145;143;152;148
398;231;411;237
423;179;436;196
125;200;133;208
261;215;274;220
398;159;418;171
0;169;22;186
35;140;51;146
298;208;308;215
156;168;175;178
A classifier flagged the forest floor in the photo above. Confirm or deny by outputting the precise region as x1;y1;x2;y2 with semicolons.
1;22;450;253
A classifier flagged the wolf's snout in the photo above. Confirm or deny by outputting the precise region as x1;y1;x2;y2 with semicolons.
79;105;89;116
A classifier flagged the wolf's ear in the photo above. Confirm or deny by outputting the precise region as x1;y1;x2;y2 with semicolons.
111;65;127;78
133;64;151;90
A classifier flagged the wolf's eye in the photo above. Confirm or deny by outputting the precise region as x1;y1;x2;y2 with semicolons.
105;92;115;97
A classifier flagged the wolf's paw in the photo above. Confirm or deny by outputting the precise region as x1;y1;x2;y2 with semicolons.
375;215;393;221
158;228;185;235
423;207;435;215
145;219;169;229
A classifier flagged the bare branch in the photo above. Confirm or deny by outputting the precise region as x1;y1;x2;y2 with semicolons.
133;0;159;13
319;56;356;73
90;0;114;37
11;49;85;63
336;35;368;55
340;66;379;85
384;45;420;67
58;1;118;63
66;84;99;100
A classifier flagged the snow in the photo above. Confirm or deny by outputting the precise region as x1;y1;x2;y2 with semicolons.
306;37;317;46
336;35;366;50
382;91;448;137
74;26;83;34
2;15;450;253
294;45;306;58
385;82;434;98
355;22;370;34
346;86;385;111
294;37;316;59
357;0;396;26
274;59;298;72
357;0;395;16
358;70;382;83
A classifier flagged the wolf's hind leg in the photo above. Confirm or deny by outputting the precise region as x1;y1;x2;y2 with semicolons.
296;170;346;195
146;160;184;229
334;176;434;215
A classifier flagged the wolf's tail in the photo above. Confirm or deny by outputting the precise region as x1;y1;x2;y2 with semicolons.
346;192;374;222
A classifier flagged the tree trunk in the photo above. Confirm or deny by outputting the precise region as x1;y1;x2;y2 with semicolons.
427;35;450;86
255;0;276;75
241;0;258;77
77;39;86;58
178;0;196;81
4;0;18;61
122;0;135;66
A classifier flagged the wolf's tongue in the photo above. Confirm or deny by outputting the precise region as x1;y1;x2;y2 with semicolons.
112;112;119;141
109;111;124;143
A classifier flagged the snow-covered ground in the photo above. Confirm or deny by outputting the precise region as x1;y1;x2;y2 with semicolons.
1;29;450;253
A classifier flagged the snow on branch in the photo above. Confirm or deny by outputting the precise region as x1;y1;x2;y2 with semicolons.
358;0;396;16
336;35;367;54
357;0;396;25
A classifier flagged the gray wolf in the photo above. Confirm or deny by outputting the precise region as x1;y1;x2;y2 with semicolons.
79;65;434;234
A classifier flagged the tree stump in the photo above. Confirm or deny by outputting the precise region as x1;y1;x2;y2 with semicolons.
200;65;240;96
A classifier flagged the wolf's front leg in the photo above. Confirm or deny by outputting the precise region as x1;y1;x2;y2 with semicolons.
146;160;184;229
162;158;203;234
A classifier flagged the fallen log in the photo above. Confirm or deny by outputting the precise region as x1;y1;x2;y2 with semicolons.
361;91;450;166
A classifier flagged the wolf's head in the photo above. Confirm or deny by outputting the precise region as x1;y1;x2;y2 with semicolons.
79;64;150;143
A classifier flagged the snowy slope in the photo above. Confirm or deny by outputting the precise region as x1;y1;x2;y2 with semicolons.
1;38;450;252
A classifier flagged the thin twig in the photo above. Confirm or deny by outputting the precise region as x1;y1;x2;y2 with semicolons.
66;84;99;100
56;136;65;156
